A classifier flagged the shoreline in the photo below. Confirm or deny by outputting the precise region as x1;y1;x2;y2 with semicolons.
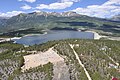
11;37;22;40
107;36;120;41
23;32;47;37
85;30;120;41
0;37;21;43
85;30;103;39
1;30;120;44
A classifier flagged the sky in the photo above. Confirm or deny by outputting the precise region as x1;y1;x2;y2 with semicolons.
0;0;120;18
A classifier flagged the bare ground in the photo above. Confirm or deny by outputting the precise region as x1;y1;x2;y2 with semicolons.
21;48;70;80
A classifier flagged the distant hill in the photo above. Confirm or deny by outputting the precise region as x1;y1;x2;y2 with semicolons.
111;14;120;21
0;11;120;36
0;17;8;27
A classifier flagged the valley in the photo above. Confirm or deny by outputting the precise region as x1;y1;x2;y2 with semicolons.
0;11;120;39
1;0;120;79
0;12;120;80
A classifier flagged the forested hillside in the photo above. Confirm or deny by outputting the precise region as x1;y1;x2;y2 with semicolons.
0;39;120;80
0;11;120;37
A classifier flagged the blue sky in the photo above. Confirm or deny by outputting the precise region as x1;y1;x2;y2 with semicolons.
0;0;120;18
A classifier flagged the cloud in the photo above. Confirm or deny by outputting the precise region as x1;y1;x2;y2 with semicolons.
33;10;42;12
103;0;120;5
36;2;73;9
18;0;22;1
73;0;120;18
0;11;24;17
21;4;32;10
18;0;36;3
61;0;80;2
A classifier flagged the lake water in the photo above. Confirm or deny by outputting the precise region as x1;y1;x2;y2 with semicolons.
13;30;94;45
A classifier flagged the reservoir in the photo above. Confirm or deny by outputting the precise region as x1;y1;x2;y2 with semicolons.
13;30;94;45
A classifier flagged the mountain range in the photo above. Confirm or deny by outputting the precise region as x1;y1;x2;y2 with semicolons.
0;11;120;36
112;14;120;21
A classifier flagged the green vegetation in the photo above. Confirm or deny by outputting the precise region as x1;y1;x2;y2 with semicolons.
0;41;23;51
0;42;53;80
0;39;120;80
24;62;53;80
25;40;58;52
0;12;120;37
69;39;120;79
0;28;44;37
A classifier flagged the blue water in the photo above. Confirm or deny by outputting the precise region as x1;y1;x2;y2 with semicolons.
13;30;94;45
